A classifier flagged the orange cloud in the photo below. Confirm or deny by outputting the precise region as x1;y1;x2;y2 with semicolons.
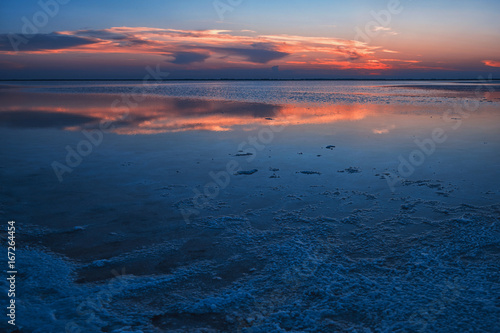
0;27;425;72
483;60;500;68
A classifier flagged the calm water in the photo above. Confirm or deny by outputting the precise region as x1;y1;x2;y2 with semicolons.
1;81;499;332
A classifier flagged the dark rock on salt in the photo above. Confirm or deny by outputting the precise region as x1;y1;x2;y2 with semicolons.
235;169;258;175
297;171;321;175
338;167;361;174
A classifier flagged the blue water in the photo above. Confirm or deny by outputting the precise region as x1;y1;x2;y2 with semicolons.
0;81;499;332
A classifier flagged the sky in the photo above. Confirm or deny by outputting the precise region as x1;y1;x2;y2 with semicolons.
0;0;499;79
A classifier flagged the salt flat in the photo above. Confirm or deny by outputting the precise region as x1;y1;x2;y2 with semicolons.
1;80;499;332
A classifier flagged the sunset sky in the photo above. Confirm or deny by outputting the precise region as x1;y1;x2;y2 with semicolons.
1;0;499;79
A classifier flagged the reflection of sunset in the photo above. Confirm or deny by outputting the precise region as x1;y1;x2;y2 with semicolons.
0;89;382;134
110;103;373;134
3;84;498;135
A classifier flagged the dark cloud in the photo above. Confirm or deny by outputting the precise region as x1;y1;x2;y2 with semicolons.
346;51;362;60
169;51;210;65
72;29;150;47
336;46;363;61
250;42;279;50
153;30;205;38
209;47;289;64
73;29;129;40
0;33;97;52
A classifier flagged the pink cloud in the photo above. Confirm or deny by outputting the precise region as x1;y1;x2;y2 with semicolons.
0;27;425;72
483;60;500;68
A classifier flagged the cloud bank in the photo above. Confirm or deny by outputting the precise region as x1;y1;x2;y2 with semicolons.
0;27;420;72
2;27;495;78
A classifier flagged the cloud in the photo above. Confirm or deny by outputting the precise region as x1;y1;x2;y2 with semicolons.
0;27;413;72
169;51;210;65
71;29;151;47
382;49;399;54
208;47;289;63
336;47;364;60
71;29;129;40
373;26;391;32
372;26;398;36
483;60;500;68
0;33;97;52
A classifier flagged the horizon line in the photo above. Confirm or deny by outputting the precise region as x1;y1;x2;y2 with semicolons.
1;78;499;82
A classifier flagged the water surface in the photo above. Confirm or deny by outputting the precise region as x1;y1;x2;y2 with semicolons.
1;80;499;332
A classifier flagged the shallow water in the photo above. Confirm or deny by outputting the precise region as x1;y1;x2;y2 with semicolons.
1;81;499;332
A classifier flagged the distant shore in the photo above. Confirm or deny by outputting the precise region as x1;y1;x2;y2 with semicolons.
1;78;499;82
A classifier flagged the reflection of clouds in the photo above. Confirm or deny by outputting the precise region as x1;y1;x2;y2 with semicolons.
97;102;372;134
0;110;98;129
0;95;378;134
372;124;396;134
0;90;380;134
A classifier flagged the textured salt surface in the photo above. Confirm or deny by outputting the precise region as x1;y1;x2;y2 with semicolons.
4;204;499;332
11;80;500;105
